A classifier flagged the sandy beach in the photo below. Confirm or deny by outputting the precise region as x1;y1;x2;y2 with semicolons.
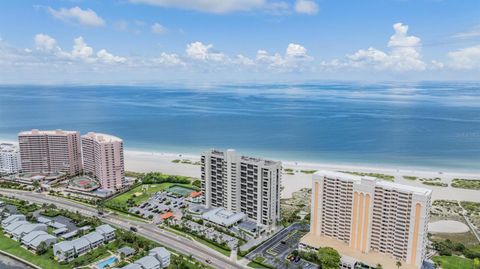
2;139;479;202
124;150;480;202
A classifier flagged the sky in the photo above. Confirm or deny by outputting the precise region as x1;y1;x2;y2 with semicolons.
0;0;479;84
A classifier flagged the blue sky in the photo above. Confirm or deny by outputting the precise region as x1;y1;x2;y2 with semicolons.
0;0;479;84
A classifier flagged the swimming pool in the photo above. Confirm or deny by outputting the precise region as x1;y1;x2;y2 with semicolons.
95;256;118;269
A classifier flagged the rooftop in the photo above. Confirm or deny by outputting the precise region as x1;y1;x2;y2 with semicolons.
202;207;246;227
149;247;170;258
72;237;90;250
0;143;18;152
206;149;281;166
314;170;432;196
19;129;78;136
12;223;47;236
121;264;143;269
96;224;116;234
29;234;56;248
83;231;104;243
135;255;160;268
83;132;123;143
55;240;74;252
118;246;136;256
61;230;78;239
22;231;48;244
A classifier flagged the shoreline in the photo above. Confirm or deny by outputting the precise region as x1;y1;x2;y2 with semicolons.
2;140;479;201
124;149;480;202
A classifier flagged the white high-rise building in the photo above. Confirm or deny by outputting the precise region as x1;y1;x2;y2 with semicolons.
300;171;432;269
0;143;21;174
81;132;125;190
18;129;83;176
201;149;281;227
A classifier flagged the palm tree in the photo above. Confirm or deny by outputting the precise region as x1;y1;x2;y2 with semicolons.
32;180;41;190
396;261;402;269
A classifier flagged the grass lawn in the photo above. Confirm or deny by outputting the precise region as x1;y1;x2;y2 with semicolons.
0;233;70;269
432;256;473;269
165;226;231;257
247;261;271;268
431;231;479;247
106;183;194;207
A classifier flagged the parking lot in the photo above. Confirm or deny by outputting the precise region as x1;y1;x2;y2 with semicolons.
129;191;187;223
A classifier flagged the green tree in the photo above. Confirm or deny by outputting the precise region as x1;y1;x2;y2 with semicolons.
474;258;480;269
396;261;402;269
376;264;383;269
317;247;340;269
32;180;41;190
192;179;201;188
36;241;48;255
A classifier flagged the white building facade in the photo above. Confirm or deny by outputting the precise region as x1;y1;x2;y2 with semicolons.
201;149;281;227
0;143;21;174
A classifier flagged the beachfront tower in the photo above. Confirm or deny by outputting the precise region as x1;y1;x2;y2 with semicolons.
18;129;83;176
201;149;281;227
81;132;125;191
0;143;21;174
300;171;432;269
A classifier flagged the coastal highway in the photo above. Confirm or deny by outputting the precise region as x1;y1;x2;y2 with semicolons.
0;189;245;269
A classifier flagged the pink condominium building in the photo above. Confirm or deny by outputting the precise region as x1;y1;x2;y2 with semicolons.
18;129;83;175
300;171;432;269
82;132;125;190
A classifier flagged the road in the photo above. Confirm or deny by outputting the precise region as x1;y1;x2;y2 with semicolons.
0;189;245;269
246;222;305;260
458;201;480;243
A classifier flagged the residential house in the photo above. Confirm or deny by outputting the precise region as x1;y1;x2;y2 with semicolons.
2;214;26;227
96;224;116;242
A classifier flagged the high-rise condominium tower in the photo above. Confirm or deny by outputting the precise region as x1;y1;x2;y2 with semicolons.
201;149;281;227
301;171;431;269
0;143;21;174
82;132;125;190
18;129;83;175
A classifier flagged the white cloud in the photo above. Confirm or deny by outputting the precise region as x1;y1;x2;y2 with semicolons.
97;49;126;64
71;37;94;60
32;34;126;65
48;6;105;27
151;23;167;34
346;23;425;71
129;0;265;13
294;0;319;15
153;52;185;66
234;54;255;65
448;45;480;69
256;43;312;70
34;34;58;51
452;25;480;39
285;43;310;59
186;42;226;61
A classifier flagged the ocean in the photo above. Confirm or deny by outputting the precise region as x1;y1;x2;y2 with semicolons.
0;82;479;171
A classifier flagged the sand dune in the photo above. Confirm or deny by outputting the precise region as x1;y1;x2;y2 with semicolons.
124;150;480;201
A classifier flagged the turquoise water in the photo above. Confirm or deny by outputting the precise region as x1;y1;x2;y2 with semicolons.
95;256;118;269
0;82;479;171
